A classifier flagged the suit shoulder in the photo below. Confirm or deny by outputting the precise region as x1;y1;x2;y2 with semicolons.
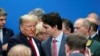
3;28;14;34
42;38;49;44
92;40;100;46
42;37;51;45
87;39;100;47
3;28;13;31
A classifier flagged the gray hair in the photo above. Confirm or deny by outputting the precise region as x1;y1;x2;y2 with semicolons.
28;8;45;18
0;8;7;15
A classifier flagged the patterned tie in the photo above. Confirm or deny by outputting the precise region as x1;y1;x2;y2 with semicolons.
52;39;57;56
28;38;37;56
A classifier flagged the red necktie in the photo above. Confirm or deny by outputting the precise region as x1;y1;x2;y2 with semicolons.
52;39;57;56
29;38;37;56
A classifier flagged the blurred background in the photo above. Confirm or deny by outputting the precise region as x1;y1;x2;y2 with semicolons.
0;0;100;34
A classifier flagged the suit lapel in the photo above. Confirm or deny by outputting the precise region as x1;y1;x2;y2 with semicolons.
47;37;52;56
19;32;30;46
3;28;8;44
58;33;67;56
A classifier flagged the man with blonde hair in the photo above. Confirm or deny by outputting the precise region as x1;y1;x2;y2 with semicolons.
7;14;44;56
8;44;31;56
36;22;49;41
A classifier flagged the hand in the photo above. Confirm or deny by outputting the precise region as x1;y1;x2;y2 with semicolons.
2;43;8;51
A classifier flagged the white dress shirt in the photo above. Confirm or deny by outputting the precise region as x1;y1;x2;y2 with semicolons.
51;31;63;56
0;29;3;43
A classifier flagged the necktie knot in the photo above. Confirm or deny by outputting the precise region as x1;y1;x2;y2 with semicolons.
53;39;57;43
29;38;32;41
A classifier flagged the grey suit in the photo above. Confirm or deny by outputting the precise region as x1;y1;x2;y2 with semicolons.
42;33;67;56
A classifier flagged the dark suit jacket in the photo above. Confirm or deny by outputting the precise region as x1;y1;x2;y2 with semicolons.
42;33;67;56
2;28;14;56
7;32;44;56
92;31;100;42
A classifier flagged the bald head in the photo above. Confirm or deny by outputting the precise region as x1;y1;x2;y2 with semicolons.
87;13;99;24
74;18;91;28
86;18;99;25
74;18;91;37
87;13;98;20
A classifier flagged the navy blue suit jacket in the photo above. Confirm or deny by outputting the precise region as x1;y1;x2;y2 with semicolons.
3;28;14;45
2;28;14;56
7;32;44;56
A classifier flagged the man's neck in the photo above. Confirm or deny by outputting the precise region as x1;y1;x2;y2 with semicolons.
52;30;62;38
89;31;96;36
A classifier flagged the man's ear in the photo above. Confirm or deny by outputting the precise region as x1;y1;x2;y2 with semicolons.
65;44;70;56
20;25;23;31
84;47;91;56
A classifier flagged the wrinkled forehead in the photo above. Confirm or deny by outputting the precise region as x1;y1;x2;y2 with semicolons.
74;20;84;27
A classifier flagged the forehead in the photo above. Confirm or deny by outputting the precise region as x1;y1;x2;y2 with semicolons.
43;23;51;28
74;20;83;27
0;14;6;17
22;21;37;25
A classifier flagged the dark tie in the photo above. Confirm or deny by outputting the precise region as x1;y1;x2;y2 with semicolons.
52;39;57;56
29;38;37;56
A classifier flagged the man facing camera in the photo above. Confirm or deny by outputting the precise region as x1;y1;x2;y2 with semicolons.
0;8;14;56
7;14;44;56
41;12;67;56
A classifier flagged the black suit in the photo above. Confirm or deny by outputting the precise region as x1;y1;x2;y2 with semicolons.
2;28;14;56
3;28;14;44
7;32;44;56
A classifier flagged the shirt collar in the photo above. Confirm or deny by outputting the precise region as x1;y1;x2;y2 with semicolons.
52;31;63;42
91;32;97;38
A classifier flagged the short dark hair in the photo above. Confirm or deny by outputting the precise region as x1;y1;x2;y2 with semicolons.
62;18;74;33
42;12;62;30
66;33;87;51
90;22;98;31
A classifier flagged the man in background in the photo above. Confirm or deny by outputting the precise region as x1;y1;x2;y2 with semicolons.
74;18;100;56
65;33;90;56
28;8;45;22
0;8;14;56
62;18;74;35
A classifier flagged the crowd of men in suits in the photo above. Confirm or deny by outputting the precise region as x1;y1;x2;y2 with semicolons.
0;8;100;56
